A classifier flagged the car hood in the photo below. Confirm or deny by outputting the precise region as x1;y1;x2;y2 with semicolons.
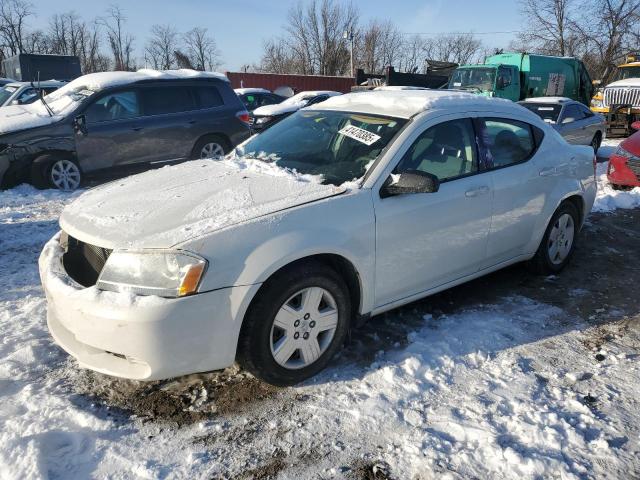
60;160;345;249
606;78;640;88
0;102;63;135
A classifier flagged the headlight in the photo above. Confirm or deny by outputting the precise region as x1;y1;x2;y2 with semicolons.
614;145;639;161
255;116;272;124
96;250;207;298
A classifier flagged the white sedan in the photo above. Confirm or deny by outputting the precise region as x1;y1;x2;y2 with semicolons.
39;90;597;386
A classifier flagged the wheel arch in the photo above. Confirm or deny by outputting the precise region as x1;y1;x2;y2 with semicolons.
191;132;231;157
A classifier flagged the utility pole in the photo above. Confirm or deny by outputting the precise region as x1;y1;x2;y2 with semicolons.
344;27;354;77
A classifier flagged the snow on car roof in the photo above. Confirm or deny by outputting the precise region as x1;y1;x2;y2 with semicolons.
308;89;525;119
57;68;228;94
521;96;573;104
234;88;271;95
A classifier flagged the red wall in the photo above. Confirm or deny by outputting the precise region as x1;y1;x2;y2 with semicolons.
227;71;355;94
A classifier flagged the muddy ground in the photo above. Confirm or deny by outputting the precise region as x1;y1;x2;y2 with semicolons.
49;208;640;479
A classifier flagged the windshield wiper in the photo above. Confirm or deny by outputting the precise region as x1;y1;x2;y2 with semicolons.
32;74;54;117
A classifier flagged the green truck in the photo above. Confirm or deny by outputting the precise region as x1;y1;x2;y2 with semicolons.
449;53;594;105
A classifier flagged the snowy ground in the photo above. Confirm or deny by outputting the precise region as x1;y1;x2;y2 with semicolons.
1;141;640;479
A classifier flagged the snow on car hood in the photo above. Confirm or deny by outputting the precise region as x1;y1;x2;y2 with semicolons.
0;102;63;135
606;78;640;88
60;160;344;249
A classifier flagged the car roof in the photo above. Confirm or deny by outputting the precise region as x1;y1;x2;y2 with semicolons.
234;88;271;95
5;80;67;88
56;69;229;95
520;96;573;104
308;89;529;119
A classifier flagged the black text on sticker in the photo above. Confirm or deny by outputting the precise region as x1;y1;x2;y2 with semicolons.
338;125;381;145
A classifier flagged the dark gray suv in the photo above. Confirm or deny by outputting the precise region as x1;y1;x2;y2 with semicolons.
0;71;251;190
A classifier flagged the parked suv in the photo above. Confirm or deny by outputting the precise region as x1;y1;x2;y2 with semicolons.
0;70;251;190
0;80;66;107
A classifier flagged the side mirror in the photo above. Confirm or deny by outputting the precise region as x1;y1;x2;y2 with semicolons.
380;170;440;198
73;114;87;136
562;116;574;124
10;99;19;106
631;121;640;131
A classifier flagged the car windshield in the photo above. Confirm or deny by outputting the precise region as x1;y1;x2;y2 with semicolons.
43;85;97;115
235;110;406;186
0;85;18;105
520;102;563;123
614;66;640;81
449;67;496;91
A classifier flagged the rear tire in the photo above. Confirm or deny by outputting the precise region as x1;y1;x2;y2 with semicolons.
528;202;580;274
191;135;230;160
237;261;351;386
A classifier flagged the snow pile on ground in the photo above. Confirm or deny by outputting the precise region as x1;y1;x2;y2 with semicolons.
593;160;640;212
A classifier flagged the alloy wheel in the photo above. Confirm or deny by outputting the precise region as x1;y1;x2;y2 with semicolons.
269;287;339;370
548;213;575;265
50;160;81;191
200;142;225;159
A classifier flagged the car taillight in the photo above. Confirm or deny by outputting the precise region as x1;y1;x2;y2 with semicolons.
236;111;251;125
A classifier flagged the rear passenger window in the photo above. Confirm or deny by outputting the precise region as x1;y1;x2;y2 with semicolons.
194;86;223;109
142;87;194;115
395;118;477;182
477;118;535;169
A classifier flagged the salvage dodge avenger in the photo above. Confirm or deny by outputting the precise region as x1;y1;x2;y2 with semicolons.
39;90;597;386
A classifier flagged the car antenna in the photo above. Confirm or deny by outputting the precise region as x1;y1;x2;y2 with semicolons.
37;71;54;117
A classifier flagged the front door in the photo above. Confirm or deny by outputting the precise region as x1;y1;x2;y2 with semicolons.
74;89;146;173
373;117;493;307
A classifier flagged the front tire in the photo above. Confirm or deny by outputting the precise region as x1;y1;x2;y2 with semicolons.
237;262;351;386
31;155;82;191
528;202;579;274
591;132;602;153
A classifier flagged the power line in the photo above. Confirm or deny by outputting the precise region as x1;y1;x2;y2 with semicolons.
402;30;523;36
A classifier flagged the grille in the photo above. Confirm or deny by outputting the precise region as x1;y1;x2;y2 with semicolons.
603;87;640;108
628;159;640;178
62;234;112;287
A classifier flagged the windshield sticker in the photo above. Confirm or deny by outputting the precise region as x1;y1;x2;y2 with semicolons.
338;125;381;145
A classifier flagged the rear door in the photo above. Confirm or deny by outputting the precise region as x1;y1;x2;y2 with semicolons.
74;89;146;172
137;85;198;164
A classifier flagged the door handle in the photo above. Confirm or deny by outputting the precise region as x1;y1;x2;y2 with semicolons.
188;120;197;125
132;126;143;131
465;186;490;197
539;167;556;176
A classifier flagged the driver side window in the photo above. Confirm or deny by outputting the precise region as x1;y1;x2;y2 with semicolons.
85;90;140;124
395;118;477;182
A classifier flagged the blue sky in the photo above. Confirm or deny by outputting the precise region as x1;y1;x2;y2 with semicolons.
30;0;523;71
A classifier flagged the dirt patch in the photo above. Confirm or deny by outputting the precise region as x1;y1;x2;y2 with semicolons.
348;460;393;480
61;365;280;426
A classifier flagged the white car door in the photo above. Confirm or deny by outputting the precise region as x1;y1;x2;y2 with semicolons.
476;116;548;267
373;116;493;307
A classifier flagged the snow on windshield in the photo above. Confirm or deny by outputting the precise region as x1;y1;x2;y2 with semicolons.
235;110;406;186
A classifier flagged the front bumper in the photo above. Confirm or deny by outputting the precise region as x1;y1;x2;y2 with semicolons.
607;157;640;187
39;233;253;380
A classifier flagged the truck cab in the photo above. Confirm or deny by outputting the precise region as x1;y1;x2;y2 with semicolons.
448;64;520;101
590;58;640;136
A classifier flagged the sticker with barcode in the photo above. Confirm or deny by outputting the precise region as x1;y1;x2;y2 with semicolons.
338;125;381;145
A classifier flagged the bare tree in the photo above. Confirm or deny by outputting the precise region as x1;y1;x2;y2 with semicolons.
398;34;428;73
423;34;483;65
260;0;357;75
97;5;134;70
356;20;403;74
518;0;577;56
577;0;640;79
183;27;220;71
0;0;33;55
144;24;179;69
